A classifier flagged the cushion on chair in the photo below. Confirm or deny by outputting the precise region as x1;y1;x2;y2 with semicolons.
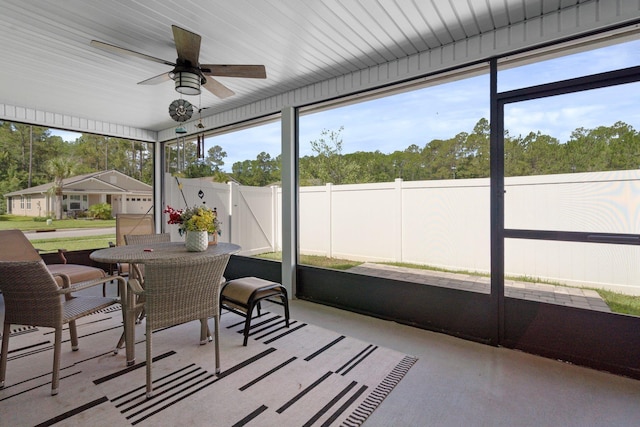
221;276;289;347
0;229;107;287
221;277;284;311
47;264;107;287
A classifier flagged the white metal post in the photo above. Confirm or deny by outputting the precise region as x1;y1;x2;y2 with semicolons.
281;107;298;298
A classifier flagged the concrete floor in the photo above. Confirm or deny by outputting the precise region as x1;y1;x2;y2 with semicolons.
2;285;639;426
287;299;640;427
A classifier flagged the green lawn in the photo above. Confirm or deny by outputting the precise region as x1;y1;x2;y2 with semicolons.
0;214;115;231
31;235;115;252
1;214;115;251
256;252;362;270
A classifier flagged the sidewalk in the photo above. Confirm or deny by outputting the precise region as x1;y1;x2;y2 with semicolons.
347;262;611;312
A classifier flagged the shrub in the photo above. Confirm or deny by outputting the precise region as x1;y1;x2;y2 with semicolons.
88;203;112;220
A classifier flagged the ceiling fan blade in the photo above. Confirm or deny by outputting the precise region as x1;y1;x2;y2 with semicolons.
90;40;175;67
138;72;171;85
172;25;201;66
201;64;267;79
203;77;235;99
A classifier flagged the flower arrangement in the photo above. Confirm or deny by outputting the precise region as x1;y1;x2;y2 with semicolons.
163;205;221;235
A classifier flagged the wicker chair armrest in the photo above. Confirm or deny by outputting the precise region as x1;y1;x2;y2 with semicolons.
51;272;72;288
127;278;144;295
59;275;126;294
131;264;144;281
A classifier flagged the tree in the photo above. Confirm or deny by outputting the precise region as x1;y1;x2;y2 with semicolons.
184;145;228;180
457;118;490;178
206;145;227;172
421;137;459;179
231;152;280;186
305;127;360;184
520;131;563;175
0;165;28;215
46;157;75;219
184;159;214;178
565;126;611;173
69;134;151;182
607;121;640;170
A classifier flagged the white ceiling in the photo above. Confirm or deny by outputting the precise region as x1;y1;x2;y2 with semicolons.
0;0;636;139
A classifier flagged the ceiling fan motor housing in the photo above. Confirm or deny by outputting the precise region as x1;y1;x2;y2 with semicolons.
90;24;266;99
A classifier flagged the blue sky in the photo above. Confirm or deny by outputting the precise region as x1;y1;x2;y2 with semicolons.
52;39;640;172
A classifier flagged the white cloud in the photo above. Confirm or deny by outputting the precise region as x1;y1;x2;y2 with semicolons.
49;129;82;142
504;82;640;142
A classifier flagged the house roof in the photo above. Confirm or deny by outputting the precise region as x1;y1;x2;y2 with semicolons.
4;170;152;197
1;1;637;143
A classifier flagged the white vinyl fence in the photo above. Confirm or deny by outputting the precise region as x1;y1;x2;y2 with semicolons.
166;170;640;295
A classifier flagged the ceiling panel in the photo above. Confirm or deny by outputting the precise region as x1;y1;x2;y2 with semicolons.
0;0;608;135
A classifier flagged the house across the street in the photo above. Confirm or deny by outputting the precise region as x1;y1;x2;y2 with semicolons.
4;170;152;218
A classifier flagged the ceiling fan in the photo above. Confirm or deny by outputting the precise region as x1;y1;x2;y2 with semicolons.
90;25;266;99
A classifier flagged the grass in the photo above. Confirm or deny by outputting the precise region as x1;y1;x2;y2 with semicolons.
256;252;362;270
0;214;115;231
0;214;115;251
383;261;488;277
595;289;640;316
31;235;115;252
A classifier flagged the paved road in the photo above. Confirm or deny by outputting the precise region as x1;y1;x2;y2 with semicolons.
23;227;116;240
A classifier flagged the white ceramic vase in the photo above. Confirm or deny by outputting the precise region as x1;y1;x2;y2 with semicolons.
185;230;208;252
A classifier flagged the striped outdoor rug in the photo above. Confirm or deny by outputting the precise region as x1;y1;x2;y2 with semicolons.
0;306;417;426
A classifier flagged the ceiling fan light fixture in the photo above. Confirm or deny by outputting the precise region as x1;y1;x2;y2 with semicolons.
174;71;201;95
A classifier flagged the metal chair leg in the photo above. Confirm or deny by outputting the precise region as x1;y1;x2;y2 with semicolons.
214;314;220;375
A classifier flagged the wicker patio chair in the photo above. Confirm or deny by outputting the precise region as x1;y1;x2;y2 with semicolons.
104;214;155;296
0;229;107;288
115;213;155;247
0;259;124;396
124;232;171;246
122;232;171;325
126;253;230;398
125;233;224;287
121;233;222;347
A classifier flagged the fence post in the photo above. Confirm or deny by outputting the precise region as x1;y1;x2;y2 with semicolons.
271;185;278;252
326;183;333;258
394;178;403;263
228;181;239;246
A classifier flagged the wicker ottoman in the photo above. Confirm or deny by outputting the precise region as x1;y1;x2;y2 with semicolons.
220;277;290;346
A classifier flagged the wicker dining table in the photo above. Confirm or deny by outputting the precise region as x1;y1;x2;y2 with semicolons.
90;241;241;365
